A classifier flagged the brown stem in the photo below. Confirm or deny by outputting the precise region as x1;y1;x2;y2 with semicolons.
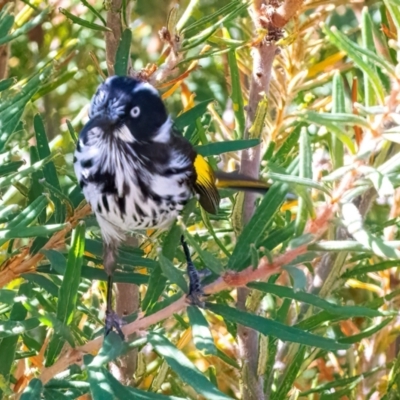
238;0;278;396
237;0;305;396
104;0;139;385
114;237;139;384
269;0;304;28
105;0;124;76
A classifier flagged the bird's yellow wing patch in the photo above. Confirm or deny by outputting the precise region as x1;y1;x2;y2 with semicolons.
193;154;220;214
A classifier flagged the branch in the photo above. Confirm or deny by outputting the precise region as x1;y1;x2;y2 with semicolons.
238;0;290;395
105;0;123;76
268;0;304;28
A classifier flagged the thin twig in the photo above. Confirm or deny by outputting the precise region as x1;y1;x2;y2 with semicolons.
0;204;91;288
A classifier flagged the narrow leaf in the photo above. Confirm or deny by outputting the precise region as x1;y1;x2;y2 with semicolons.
195;139;259;157
207;303;349;351
187;306;217;355
158;251;188;293
148;332;231;400
59;8;111;32
115;29;132;76
248;282;385;318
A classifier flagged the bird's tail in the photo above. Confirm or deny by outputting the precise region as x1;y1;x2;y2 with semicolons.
214;171;270;194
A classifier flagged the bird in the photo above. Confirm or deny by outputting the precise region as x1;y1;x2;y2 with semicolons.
74;75;269;337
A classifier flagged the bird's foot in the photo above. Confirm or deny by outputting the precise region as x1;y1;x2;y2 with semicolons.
181;236;208;308
105;309;125;339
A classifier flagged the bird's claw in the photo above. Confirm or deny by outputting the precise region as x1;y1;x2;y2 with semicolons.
181;235;208;308
105;309;125;339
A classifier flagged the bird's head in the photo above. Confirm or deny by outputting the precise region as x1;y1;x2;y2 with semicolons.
88;76;171;143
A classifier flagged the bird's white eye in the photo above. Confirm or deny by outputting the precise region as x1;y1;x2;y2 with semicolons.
131;106;140;118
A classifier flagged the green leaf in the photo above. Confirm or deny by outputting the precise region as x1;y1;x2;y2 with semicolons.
89;332;128;367
174;99;213;131
0;318;41;338
158;251;188;293
59;8;111;32
0;153;57;191
187;306;217;355
34;114;65;223
34;69;79;101
195;139;260;157
2;194;48;237
341;202;400;259
0;223;66;240
300;366;382;396
0;77;16;92
266;170;330;195
80;0;106;25
295;128;312;235
323;24;387;101
299;111;357;154
0;283;31;398
0;67;52;151
0;160;24;177
42;389;70;399
86;360;185;400
57;222;85;325
0;289;16;304
331;71;345;169
227;49;245;138
383;0;400;30
85;357;115;400
115;29;132;76
207;303;349;351
142;265;167;313
23;273;59;297
183;231;224;275
42;249;67;275
20;378;43;400
338;318;393;344
271;123;302;165
273;345;306;400
228;162;296;271
361;8;377;107
248;282;385;318
341;260;400;278
0;10;13;40
46;222;85;366
148;332;232;400
181;1;241;35
84;238;157;269
37;264;149;285
0;8;50;45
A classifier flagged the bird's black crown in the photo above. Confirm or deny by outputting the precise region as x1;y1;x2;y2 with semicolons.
89;76;169;143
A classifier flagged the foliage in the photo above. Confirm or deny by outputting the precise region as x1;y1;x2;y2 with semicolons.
0;0;400;399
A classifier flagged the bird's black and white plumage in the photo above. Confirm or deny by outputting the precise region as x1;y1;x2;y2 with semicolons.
74;76;220;336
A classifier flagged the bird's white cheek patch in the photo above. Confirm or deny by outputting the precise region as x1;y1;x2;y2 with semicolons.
153;117;172;143
115;125;135;143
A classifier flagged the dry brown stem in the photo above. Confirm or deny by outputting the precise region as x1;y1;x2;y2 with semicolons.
105;0;124;76
238;0;298;396
0;204;91;288
268;0;304;28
